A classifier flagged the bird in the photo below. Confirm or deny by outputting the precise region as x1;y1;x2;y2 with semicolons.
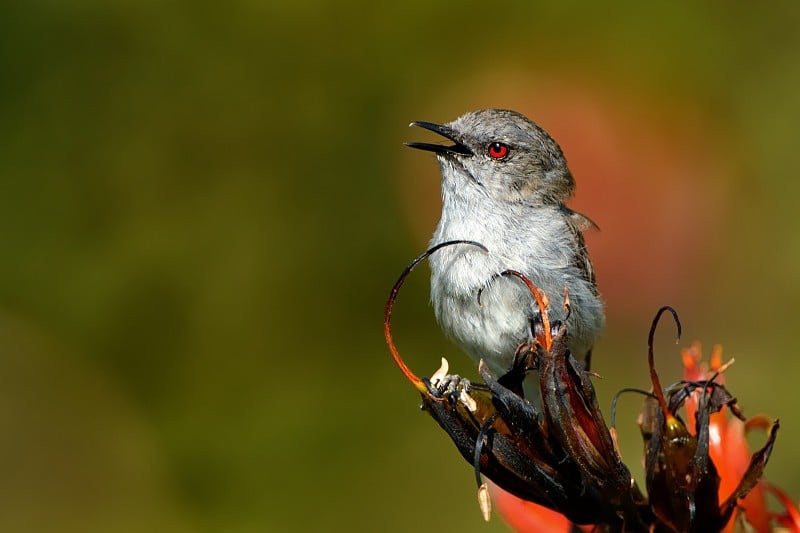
406;109;604;381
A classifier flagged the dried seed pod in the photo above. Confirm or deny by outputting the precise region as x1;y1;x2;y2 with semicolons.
640;307;779;533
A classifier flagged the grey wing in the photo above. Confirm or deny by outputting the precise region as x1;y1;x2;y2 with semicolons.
561;206;599;293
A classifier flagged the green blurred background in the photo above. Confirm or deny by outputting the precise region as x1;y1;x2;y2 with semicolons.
1;2;799;532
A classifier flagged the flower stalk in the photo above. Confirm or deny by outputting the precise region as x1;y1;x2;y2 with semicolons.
385;243;787;532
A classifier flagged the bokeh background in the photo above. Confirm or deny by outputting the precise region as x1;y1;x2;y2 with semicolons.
1;2;799;532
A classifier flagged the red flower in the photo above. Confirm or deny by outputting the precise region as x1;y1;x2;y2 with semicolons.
491;486;573;533
765;484;800;531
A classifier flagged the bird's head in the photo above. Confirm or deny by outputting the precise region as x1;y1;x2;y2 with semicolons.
407;109;574;204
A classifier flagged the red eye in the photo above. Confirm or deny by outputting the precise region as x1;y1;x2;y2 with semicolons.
488;142;509;160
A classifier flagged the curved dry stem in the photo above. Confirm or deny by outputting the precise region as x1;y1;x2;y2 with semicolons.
384;240;488;393
647;306;682;420
498;269;552;351
610;387;656;429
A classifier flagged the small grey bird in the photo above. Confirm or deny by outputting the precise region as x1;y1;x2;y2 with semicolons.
407;109;604;379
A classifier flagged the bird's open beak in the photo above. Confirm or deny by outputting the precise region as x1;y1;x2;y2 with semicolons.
406;121;473;156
